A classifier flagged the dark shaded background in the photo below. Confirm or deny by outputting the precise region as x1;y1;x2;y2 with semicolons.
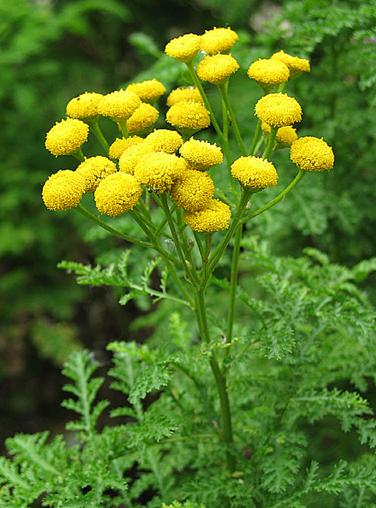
1;0;375;446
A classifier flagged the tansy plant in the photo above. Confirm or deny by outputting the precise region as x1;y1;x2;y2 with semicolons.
42;26;333;472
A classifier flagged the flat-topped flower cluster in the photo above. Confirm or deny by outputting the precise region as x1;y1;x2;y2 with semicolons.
42;26;334;234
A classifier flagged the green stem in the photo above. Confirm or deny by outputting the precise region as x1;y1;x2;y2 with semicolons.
186;61;223;140
159;193;196;284
90;120;109;152
195;288;235;472
72;148;85;162
262;127;277;159
224;222;243;366
249;119;261;155
76;204;152;248
207;189;251;279
219;84;247;155
243;170;305;221
118;120;128;138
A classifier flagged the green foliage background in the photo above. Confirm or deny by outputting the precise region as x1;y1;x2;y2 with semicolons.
1;0;376;505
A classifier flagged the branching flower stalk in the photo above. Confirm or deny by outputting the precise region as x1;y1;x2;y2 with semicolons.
41;26;334;487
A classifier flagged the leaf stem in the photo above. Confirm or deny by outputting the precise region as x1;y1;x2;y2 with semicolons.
219;83;247;155
243;170;305;221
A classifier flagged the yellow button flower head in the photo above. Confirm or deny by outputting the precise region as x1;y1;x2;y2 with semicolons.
134;152;187;193
272;50;310;75
98;90;141;121
166;101;210;131
108;136;143;160
200;27;238;54
127;103;159;133
165;33;201;62
184;198;231;233
66;92;103;120
166;87;203;107
196;54;239;84
290;136;334;171
262;123;298;146
247;58;290;87
94;173;142;217
144;129;183;153
171;170;215;212
45;118;89;157
42;170;86;211
231;156;278;190
76;156;116;192
127;79;166;103
255;93;302;127
118;143;153;175
179;138;223;170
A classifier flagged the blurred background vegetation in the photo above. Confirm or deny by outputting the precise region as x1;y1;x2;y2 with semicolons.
1;0;375;445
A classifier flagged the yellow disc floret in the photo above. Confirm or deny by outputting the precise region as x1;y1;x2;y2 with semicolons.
127;79;166;102
262;123;298;146
179;138;223;170
171;170;215;212
118;143;152;175
166;101;210;131
196;54;239;84
290;136;334;171
97;90;141;121
42;170;86;211
184;199;231;233
108;136;143;160
255;93;302;127
126;103;159;133
165;33;201;62
247;58;290;87
76;156;116;192
166;87;203;107
45;118;89;157
66;92;103;119
272;50;310;75
200;27;238;55
134;152;187;193
231;156;278;190
144;129;183;153
94;173;142;216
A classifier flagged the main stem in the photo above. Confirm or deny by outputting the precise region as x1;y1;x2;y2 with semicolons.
195;288;235;472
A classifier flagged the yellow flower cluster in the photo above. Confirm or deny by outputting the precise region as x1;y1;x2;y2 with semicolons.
98;90;141;121
127;103;159;133
144;129;183;153
290;136;334;171
231;156;278;190
197;54;239;84
272;50;310;75
247;58;290;87
76;156;116;192
134;152;187;193
166;101;210;132
66;92;103;119
42;170;86;211
261;123;298;146
200;27;238;54
166;87;203;107
171;170;215;212
179;138;223;170
42;30;332;234
108;136;143;160
184;199;231;233
127;79;166;102
45;118;89;156
165;33;201;62
255;93;302;127
94;173;142;216
118;143;153;175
